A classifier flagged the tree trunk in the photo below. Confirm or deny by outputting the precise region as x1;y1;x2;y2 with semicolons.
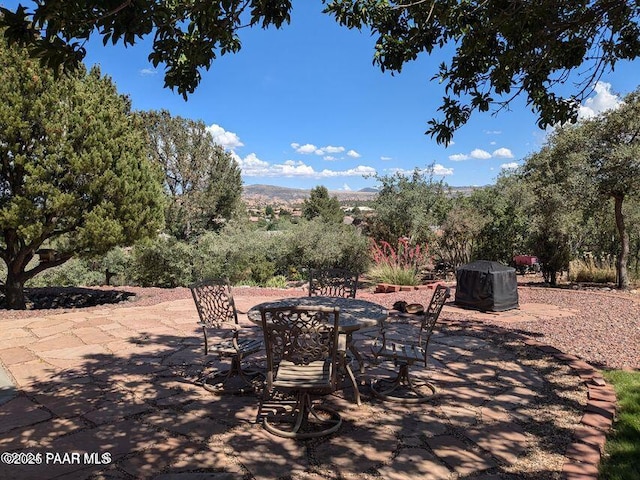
4;270;26;309
614;195;629;289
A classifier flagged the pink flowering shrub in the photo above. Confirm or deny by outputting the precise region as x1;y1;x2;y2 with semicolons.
369;238;428;285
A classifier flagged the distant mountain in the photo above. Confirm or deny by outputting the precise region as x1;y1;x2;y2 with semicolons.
242;184;378;206
242;183;482;206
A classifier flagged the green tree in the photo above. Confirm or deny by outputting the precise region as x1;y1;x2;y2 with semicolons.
435;199;487;268
302;185;344;223
523;90;640;288
578;89;640;288
265;205;275;218
367;168;447;245
140;110;243;240
0;37;165;309
2;2;639;143
521;137;591;285
132;236;193;288
469;174;531;264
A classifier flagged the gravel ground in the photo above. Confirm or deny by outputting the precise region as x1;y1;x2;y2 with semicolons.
1;282;638;370
358;285;640;371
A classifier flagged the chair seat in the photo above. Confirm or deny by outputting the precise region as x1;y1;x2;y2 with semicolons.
273;360;333;390
377;343;425;364
209;338;262;356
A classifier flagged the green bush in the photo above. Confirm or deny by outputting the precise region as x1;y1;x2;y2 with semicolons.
368;264;420;286
191;220;369;286
99;247;132;283
25;258;103;287
192;225;284;285
131;236;193;287
265;275;288;288
278;219;370;274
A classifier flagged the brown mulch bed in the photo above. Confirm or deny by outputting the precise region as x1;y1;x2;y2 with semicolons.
1;282;638;371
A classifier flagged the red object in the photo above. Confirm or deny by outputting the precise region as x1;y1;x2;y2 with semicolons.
513;255;539;266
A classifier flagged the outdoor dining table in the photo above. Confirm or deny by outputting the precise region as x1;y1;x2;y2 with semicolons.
247;296;388;406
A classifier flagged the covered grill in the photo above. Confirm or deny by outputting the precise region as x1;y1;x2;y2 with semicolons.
455;260;519;312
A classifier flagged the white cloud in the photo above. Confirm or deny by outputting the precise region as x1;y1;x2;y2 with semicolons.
500;162;519;170
291;143;348;155
432;164;454;176
386;164;453;176
470;149;492;160
292;143;319;154
279;160;316;176
323;145;345;154
484;130;502;135
139;68;158;76
450;147;513;161
380;156;392;161
319;165;377;177
578;81;623;119
233;152;271;176
492;148;514;158
342;183;352;191
347;149;361;158
323;156;338;161
206;124;244;150
235;153;377;179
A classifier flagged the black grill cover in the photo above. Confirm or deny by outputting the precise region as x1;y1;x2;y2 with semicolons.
455;260;519;312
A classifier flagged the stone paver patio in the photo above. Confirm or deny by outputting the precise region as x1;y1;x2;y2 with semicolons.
0;292;615;479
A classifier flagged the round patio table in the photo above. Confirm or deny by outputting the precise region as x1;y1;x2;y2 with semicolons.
246;296;387;332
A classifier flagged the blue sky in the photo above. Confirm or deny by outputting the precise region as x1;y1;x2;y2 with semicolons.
4;1;640;191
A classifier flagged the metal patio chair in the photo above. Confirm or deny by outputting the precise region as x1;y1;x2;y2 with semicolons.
308;267;358;299
190;278;262;394
259;305;342;439
370;285;450;403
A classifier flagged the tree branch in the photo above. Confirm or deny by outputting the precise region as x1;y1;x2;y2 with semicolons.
24;252;74;279
82;1;133;26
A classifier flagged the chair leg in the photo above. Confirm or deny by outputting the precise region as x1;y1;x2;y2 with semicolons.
200;356;263;394
348;340;366;374
370;363;437;404
263;392;342;439
343;361;362;406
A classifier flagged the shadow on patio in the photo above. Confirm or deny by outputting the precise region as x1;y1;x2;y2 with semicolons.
0;302;600;479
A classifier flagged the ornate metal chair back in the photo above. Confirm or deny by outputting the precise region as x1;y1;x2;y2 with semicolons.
260;306;340;391
308;267;358;298
190;278;239;354
418;285;451;347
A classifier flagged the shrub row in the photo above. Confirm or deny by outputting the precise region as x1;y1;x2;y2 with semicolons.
25;219;370;288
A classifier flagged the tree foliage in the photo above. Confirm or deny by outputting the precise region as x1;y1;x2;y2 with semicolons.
467;174;530;264
0;36;165;308
575;89;640;288
435;200;487;268
139;110;243;240
521;137;589;285
2;1;639;143
520;88;640;288
326;0;640;144
302;185;344;223
367;168;447;245
0;1;292;99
